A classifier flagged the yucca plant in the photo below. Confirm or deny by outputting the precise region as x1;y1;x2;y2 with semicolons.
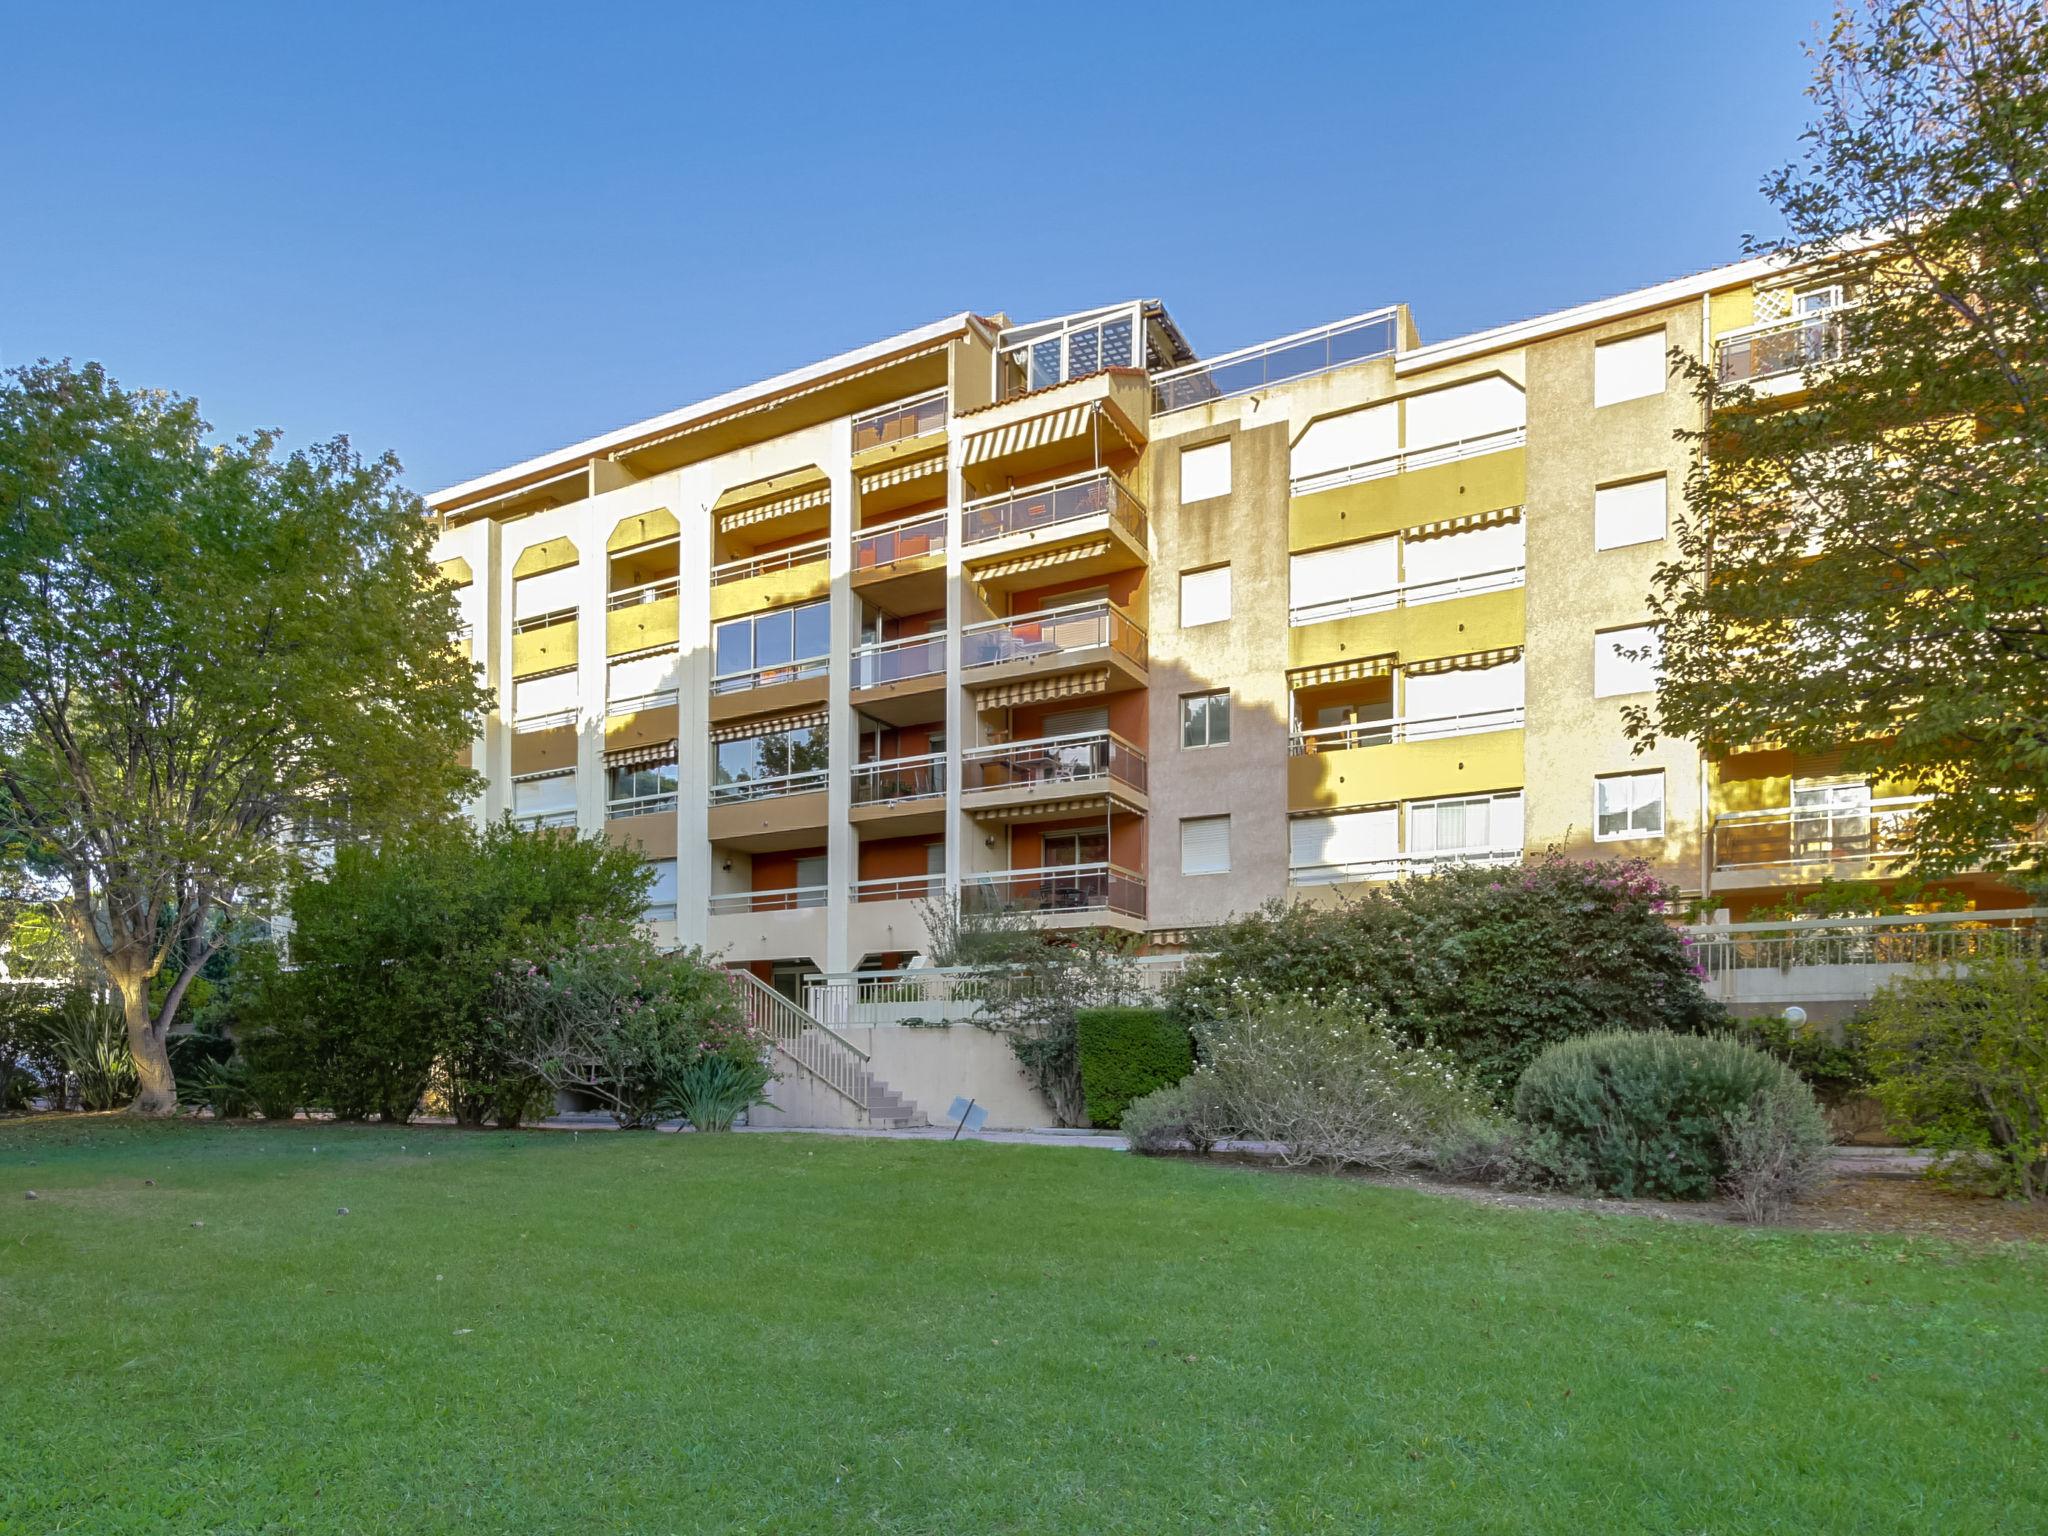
178;1055;255;1118
657;1052;774;1133
41;992;139;1111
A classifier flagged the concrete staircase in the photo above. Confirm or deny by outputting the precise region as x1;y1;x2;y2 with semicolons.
865;1077;926;1129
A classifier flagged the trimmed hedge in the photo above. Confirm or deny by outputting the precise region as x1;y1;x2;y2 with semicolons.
1076;1007;1193;1128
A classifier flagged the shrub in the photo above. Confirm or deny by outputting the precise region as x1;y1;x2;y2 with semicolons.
1727;1011;1872;1105
178;1055;255;1119
38;991;139;1110
1513;1030;1829;1205
1854;948;2048;1199
1076;1006;1193;1129
1195;1002;1490;1170
496;921;755;1129
1120;1074;1228;1156
659;1053;775;1132
1166;854;1722;1103
1427;1116;1531;1185
1719;1090;1833;1223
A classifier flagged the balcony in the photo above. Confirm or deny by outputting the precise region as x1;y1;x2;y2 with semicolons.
709;885;828;915
606;791;679;821
960;471;1149;593
1715;309;1851;388
850;509;947;613
1290;846;1521;887
1289;427;1527;498
850;751;947;835
960;862;1146;925
606;578;679;656
960;732;1148;821
1151;308;1401;415
852;874;943;904
1290;562;1525;628
709;538;831;622
514;809;578;832
1710;795;1929;882
710;768;829;806
852;390;947;454
959;600;1148;694
1291;708;1524;753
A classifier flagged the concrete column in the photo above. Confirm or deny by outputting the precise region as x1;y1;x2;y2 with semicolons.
574;526;607;835
824;428;856;973
676;477;715;954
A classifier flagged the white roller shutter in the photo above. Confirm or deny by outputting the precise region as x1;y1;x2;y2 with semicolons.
1593;331;1667;407
1180;816;1231;876
1403;377;1525;450
1180;441;1232;502
512;772;575;816
1401;520;1524;590
1179;566;1232;628
1289;807;1397;872
513;565;581;619
608;649;679;705
513;669;578;721
1403;660;1524;725
1041;706;1109;737
1291;402;1397;482
1594;624;1662;697
1290;537;1398;618
1593;476;1668;550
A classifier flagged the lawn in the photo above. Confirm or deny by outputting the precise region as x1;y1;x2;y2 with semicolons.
2;1121;2043;1535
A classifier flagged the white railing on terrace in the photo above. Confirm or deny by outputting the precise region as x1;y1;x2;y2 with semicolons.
803;956;1189;1027
711;655;829;695
852;389;948;451
1291;708;1524;754
606;792;678;820
1715;307;1854;386
960;731;1148;794
607;577;678;611
1291;427;1528;497
1682;908;2044;1005
513;809;578;831
709;768;828;805
513;605;579;634
1290;847;1521;886
513;708;579;734
709;885;829;915
851;752;946;805
1290;562;1526;626
1151;308;1402;415
727;968;870;1118
849;632;945;689
710;537;830;588
851;874;943;903
641;902;678;924
960;862;1146;919
961;468;1148;548
1711;795;1931;871
853;509;947;572
960;600;1148;671
607;689;677;717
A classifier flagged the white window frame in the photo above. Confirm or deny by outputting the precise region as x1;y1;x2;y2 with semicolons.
1594;770;1666;842
1180;689;1231;749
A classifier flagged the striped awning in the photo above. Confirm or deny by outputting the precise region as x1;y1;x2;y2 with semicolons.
857;451;946;497
970;539;1111;581
962;403;1097;467
604;738;678;770
718;485;829;535
1287;654;1396;690
709;709;827;743
1404;645;1524;676
970;792;1143;824
973;667;1110;711
1406;504;1524;541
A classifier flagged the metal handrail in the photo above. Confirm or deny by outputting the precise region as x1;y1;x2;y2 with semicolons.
851;752;946;804
1291;708;1524;754
853;508;948;571
710;537;830;588
710;656;829;694
1290;427;1527;497
606;793;678;820
512;605;579;633
848;631;945;689
1289;562;1526;627
959;599;1149;671
726;968;870;1118
960;730;1148;794
959;861;1147;919
851;874;943;902
851;389;948;451
961;467;1148;548
709;885;829;914
1715;305;1855;385
709;768;828;805
607;578;679;610
513;707;578;734
1289;847;1521;885
513;809;578;831
1151;308;1402;415
1710;795;1930;871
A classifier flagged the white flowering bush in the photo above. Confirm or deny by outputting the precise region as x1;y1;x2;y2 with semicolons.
1195;1002;1490;1170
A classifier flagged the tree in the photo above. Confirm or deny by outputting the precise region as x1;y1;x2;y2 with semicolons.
239;819;655;1125
1629;0;2048;876
0;360;488;1112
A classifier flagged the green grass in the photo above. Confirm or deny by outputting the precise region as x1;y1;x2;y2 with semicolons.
2;1121;2043;1535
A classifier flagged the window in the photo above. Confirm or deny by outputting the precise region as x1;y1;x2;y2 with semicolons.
1593;330;1667;407
1181;690;1231;748
512;668;577;722
1399;518;1525;594
795;854;829;890
1402;657;1524;727
1595;771;1665;841
607;760;679;813
1042;830;1109;867
1180;565;1232;628
1180;815;1230;876
1401;376;1526;450
1593;624;1662;698
607;648;677;709
512;564;580;620
511;771;575;823
1289;536;1397;622
1289;806;1397;881
1180;440;1232;502
1409;791;1523;855
1593;476;1668;551
643;860;679;922
713;722;828;793
712;600;829;688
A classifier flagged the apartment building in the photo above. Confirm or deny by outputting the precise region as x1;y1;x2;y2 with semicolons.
428;257;2028;1012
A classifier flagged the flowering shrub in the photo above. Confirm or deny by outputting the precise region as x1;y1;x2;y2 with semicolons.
1167;854;1722;1103
494;920;758;1129
1194;1002;1491;1170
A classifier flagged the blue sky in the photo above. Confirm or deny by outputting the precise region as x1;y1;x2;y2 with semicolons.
4;2;1822;493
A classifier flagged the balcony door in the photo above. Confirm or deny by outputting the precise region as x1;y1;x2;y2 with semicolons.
1791;779;1871;862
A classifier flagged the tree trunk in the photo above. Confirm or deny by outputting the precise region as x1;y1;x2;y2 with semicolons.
115;971;177;1115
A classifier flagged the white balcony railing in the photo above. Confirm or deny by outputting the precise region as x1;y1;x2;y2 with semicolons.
851;389;947;452
1715;307;1854;386
709;768;828;806
851;874;943;903
606;792;679;820
1151;308;1401;415
959;862;1146;919
1711;795;1931;871
513;708;579;734
849;632;945;690
641;902;679;924
607;577;679;611
961;468;1147;549
959;599;1148;671
709;885;829;915
960;731;1148;794
1290;707;1524;754
513;809;578;832
1289;562;1526;627
710;655;829;695
1290;427;1528;498
851;752;946;806
853;508;947;573
710;537;830;588
513;605;579;634
1290;847;1521;886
